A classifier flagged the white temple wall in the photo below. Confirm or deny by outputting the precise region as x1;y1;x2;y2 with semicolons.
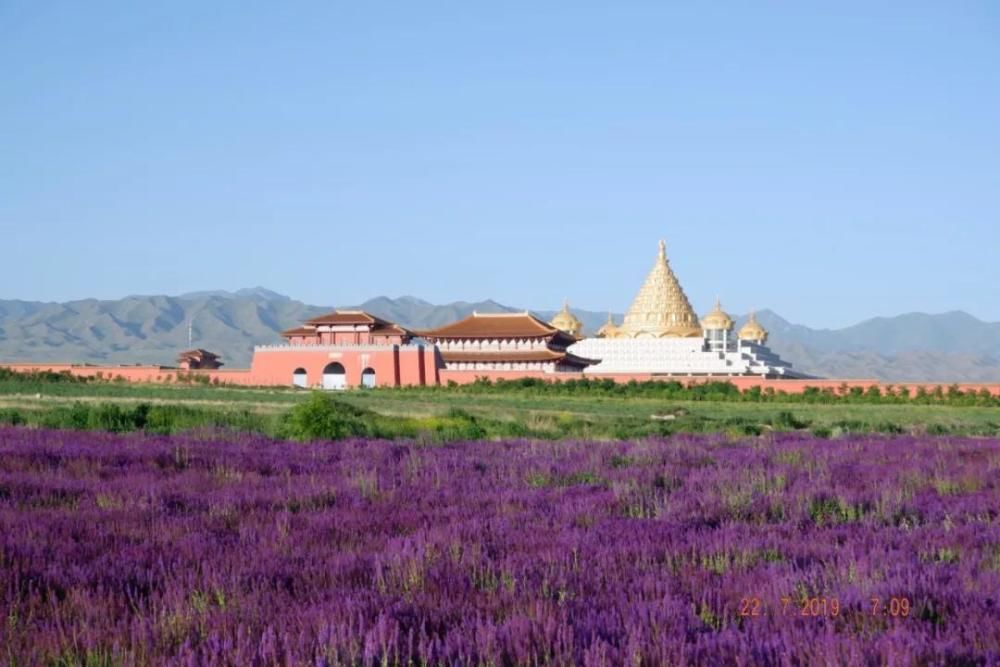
569;338;802;376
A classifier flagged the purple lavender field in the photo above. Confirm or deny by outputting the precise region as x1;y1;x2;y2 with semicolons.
1;428;998;665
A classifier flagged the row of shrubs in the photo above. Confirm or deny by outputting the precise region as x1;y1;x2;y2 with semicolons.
0;368;94;384
0;402;273;435
0;396;506;442
420;377;1000;407
2;393;994;443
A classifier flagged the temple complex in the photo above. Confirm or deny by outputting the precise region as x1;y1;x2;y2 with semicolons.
567;241;806;378
2;239;828;389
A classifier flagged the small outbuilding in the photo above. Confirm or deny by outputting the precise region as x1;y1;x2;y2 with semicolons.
176;349;224;370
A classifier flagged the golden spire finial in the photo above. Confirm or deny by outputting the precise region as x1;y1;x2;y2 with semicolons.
658;239;666;261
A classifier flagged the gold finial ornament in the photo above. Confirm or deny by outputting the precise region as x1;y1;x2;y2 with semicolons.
738;311;768;343
596;312;620;338
619;240;703;338
549;299;583;337
700;297;734;331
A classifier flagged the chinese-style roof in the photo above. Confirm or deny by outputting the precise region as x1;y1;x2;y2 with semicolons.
177;348;220;360
281;325;316;336
370;323;410;337
290;310;413;337
439;349;598;367
419;312;570;340
305;310;384;326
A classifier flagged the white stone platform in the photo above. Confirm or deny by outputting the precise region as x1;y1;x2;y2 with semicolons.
568;337;809;378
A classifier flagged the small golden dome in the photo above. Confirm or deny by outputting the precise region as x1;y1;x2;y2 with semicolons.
738;311;768;343
596;312;620;338
700;297;734;331
550;299;583;337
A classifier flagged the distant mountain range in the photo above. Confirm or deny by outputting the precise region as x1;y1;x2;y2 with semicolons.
1;289;998;382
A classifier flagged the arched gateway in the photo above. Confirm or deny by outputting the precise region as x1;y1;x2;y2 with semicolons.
322;362;346;390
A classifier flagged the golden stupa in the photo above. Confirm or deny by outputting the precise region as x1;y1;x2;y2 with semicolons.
619;240;702;338
700;297;734;331
549;299;583;337
596;312;620;338
738;311;769;343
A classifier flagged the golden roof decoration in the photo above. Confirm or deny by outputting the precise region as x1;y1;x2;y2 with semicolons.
619;240;702;338
596;312;621;338
549;299;583;337
700;297;734;331
738;311;768;343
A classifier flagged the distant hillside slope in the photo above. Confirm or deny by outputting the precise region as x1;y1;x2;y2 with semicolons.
0;289;326;368
1;290;998;382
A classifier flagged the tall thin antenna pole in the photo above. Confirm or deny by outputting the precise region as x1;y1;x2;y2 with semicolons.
188;317;193;348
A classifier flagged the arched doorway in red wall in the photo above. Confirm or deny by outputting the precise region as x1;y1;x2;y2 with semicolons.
322;362;346;390
361;367;376;388
292;368;308;388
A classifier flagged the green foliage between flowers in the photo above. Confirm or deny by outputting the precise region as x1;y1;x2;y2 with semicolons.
428;376;1000;407
276;393;499;442
0;402;272;436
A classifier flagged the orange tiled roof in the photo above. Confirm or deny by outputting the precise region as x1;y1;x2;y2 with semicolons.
286;311;412;338
280;325;316;336
418;312;564;340
370;323;410;336
304;310;381;326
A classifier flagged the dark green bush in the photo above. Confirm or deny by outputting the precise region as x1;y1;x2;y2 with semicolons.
278;392;377;441
0;408;25;426
772;411;810;430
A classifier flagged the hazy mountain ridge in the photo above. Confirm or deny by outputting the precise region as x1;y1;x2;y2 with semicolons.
1;290;998;382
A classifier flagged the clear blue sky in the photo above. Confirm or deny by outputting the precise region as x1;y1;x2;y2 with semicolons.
2;1;998;328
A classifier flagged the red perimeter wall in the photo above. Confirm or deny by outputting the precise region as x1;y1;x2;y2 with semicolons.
2;360;998;396
0;345;438;390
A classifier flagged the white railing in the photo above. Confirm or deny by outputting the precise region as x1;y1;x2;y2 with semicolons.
254;343;428;353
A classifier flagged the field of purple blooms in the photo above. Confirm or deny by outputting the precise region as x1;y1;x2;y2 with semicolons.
1;427;998;665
